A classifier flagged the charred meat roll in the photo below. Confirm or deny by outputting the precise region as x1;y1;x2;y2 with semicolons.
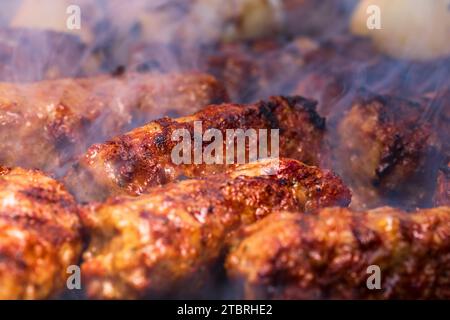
65;96;326;202
81;158;351;299
226;206;450;300
334;90;441;210
0;166;82;299
0;72;227;175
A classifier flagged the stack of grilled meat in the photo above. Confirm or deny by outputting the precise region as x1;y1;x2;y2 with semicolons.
0;0;448;299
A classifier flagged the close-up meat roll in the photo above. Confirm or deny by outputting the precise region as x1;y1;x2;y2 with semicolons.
64;95;326;202
0;166;82;299
333;90;442;210
80;158;351;299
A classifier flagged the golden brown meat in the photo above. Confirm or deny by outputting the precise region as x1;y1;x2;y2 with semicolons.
81;158;351;299
227;206;450;300
435;162;449;206
0;72;227;175
65;95;326;202
0;166;82;299
334;90;441;210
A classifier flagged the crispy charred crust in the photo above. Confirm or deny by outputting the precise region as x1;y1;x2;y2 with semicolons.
0;72;228;175
226;207;450;299
281;96;325;130
80;158;350;299
65;95;326;202
0;167;82;299
335;89;441;209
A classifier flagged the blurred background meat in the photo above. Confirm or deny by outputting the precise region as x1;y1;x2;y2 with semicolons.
0;72;227;176
227;207;450;299
0;28;92;82
0;0;109;81
332;90;442;210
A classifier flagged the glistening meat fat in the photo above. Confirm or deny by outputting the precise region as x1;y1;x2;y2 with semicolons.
0;166;82;299
80;158;351;299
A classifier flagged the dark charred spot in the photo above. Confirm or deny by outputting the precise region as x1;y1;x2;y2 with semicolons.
0;251;27;270
0;209;79;245
154;117;175;129
20;187;73;208
278;178;289;186
154;134;167;151
139;210;168;224
399;218;415;242
111;65;126;77
258;101;280;129
374;134;404;184
0;166;11;176
351;219;381;249
283;95;325;130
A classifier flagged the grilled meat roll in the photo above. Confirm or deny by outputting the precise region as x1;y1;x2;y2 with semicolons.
435;162;449;206
0;166;82;299
0;72;227;175
334;90;441;210
65;95;326;202
227;206;450;300
81;158;351;299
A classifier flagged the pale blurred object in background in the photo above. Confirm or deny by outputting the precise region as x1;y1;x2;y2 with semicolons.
351;0;450;61
107;0;285;45
9;0;108;44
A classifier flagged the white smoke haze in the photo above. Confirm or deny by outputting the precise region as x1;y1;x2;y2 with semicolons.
0;0;448;148
0;0;448;300
0;2;448;153
0;0;448;176
0;1;359;81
